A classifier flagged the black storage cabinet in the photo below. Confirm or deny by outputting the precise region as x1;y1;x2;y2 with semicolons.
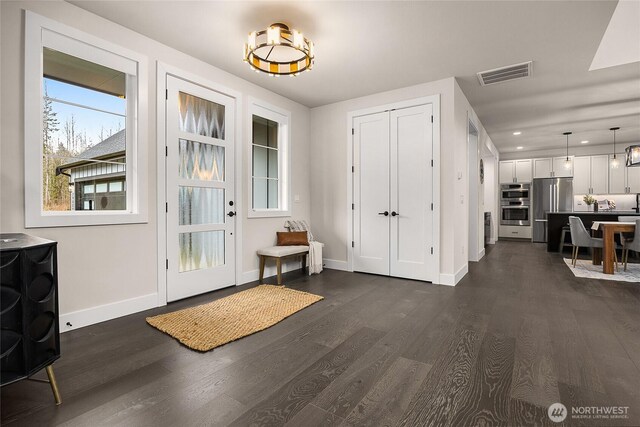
1;233;61;402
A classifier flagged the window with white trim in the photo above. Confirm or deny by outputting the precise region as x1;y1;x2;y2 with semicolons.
249;101;291;217
24;12;148;227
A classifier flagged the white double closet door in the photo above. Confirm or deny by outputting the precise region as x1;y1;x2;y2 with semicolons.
353;104;434;282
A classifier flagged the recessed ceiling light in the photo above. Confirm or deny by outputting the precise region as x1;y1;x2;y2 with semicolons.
516;146;524;150
513;131;522;136
581;140;589;144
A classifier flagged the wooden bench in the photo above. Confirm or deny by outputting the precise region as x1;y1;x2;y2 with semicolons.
257;245;309;285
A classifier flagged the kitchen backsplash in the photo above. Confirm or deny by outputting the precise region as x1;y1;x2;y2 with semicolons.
573;194;638;212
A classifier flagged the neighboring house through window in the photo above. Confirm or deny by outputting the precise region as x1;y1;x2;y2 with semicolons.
24;11;148;227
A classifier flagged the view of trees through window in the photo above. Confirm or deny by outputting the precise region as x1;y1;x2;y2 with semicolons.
42;47;126;211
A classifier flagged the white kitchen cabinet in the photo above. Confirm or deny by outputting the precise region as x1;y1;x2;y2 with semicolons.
628;166;640;193
590;155;609;194
573;155;609;195
533;158;553;178
515;159;532;183
533;157;573;178
499;161;515;184
553;157;573;177
500;160;531;183
609;155;627;193
610;154;640;193
573;156;591;195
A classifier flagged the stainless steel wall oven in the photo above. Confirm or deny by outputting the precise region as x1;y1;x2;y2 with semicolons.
501;183;531;226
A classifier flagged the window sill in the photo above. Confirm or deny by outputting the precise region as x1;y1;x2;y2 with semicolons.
25;211;148;228
247;209;291;219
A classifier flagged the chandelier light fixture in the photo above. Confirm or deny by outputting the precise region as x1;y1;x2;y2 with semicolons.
563;131;572;169
626;144;640;167
243;23;314;77
610;127;620;169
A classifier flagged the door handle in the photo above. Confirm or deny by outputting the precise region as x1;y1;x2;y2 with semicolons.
378;211;389;216
391;211;399;217
227;211;236;217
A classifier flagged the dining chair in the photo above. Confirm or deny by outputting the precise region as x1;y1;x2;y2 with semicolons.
622;219;640;271
619;216;640;254
568;216;606;268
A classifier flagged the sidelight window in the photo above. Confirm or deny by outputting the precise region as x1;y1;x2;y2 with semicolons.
248;100;291;217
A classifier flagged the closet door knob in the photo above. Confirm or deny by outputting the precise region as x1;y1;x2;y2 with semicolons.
391;211;399;217
378;211;389;216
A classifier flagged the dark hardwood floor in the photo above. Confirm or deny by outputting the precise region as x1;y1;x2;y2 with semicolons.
2;241;639;426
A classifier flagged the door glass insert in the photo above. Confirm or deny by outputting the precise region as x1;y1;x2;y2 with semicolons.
179;187;224;225
178;92;225;139
179;230;225;272
179;139;224;181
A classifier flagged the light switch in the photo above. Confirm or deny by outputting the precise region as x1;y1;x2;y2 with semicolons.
460;195;464;204
294;194;300;202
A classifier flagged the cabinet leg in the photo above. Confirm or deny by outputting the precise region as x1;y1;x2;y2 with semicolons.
45;364;62;405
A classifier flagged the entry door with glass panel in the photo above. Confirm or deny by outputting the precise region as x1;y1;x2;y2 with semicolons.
166;76;235;302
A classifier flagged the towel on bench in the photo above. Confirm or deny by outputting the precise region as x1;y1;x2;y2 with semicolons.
285;220;323;275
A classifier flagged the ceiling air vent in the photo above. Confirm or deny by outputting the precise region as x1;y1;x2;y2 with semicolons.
477;61;532;86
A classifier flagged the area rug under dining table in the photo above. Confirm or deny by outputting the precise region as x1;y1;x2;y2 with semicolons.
147;285;324;351
564;258;640;283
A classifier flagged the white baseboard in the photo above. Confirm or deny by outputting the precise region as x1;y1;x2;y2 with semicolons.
478;248;485;260
60;293;158;333
323;258;349;271
438;264;469;286
488;239;496;245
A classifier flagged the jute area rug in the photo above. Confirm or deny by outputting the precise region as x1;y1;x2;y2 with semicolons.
563;258;640;283
146;285;323;351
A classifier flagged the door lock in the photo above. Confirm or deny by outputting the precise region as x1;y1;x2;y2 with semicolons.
227;211;236;217
378;211;389;216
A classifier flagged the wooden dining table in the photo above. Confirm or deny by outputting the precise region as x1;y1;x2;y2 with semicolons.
591;221;636;274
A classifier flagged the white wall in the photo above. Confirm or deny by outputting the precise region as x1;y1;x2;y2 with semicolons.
309;77;496;284
0;1;311;327
453;80;499;267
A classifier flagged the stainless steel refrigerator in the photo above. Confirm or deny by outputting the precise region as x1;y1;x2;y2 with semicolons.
532;177;573;242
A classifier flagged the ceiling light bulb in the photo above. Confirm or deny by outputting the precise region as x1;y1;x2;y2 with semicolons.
248;32;257;50
513;131;522;136
564;158;572;169
267;26;280;45
516;146;523;150
581;140;589;144
293;30;304;49
309;41;315;58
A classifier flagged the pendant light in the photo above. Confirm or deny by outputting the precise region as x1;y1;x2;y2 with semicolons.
610;127;620;169
563;131;572;169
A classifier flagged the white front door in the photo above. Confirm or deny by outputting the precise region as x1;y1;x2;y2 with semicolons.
389;104;433;281
353;112;390;275
353;104;434;282
166;76;236;302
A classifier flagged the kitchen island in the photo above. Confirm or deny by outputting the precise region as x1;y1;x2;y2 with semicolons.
547;211;639;252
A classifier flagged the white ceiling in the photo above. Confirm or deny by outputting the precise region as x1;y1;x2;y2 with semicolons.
70;0;640;154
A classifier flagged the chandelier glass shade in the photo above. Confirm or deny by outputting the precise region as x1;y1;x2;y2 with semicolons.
243;23;314;76
626;145;640;167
